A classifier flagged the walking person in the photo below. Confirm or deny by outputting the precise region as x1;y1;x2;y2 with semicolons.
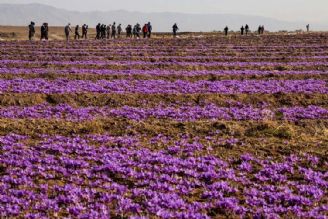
134;23;141;38
240;26;245;35
101;24;107;39
245;24;249;35
306;24;310;32
117;24;122;38
126;25;132;38
82;24;88;39
106;25;111;39
74;25;81;40
111;22;117;39
133;25;137;38
224;26;229;36
44;23;49;40
172;23;179;37
96;23;101;39
40;23;48;40
64;23;72;41
147;22;152;38
142;24;148;38
28;21;35;41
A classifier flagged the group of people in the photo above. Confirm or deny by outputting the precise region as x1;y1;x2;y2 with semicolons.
95;23;123;39
224;24;264;36
240;24;250;35
64;24;89;40
258;25;265;35
29;21;172;41
29;22;49;40
28;21;312;41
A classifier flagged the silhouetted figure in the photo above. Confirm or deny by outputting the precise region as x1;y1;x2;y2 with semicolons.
224;26;229;36
82;24;88;39
261;25;265;34
40;23;48;40
172;23;179;37
28;21;35;41
101;24;107;39
142;24;148;38
258;25;261;35
64;23;72;41
126;25;132;38
240;26;245;35
74;25;80;40
111;22;117;39
147;22;152;38
117;24;122;38
96;23;101;39
306;24;310;32
245;24;249;35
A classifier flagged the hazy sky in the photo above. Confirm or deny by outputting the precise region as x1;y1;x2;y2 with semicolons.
1;0;327;23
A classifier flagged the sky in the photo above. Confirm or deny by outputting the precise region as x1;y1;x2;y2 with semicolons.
0;0;327;23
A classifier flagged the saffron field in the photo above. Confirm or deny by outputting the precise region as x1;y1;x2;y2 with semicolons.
0;33;327;218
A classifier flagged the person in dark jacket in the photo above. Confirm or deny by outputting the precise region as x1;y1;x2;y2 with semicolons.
133;23;141;38
111;22;116;39
74;25;80;40
28;21;35;41
240;26;245;35
147;22;152;38
126;25;132;38
40;23;49;40
117;24;122;38
245;24;249;35
224;26;229;36
172;23;179;37
82;24;88;39
306;24;310;32
96;23;101;39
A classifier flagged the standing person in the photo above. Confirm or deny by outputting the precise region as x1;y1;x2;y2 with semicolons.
258;25;261;35
147;22;152;38
135;23;141;38
240;26;245;35
117;24;122;38
111;22;116;39
142;24;148;38
224;26;229;36
74;25;80;40
106;25;111;39
261;25;265;34
64;23;72;41
42;23;49;40
126;25;132;38
172;23;179;37
28;21;35;41
40;23;46;40
82;24;88;39
96;23;101;39
40;23;47;40
101;24;106;39
245;24;249;35
306;24;310;32
133;25;137;38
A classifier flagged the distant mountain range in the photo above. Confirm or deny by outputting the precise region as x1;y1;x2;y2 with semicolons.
0;3;326;32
